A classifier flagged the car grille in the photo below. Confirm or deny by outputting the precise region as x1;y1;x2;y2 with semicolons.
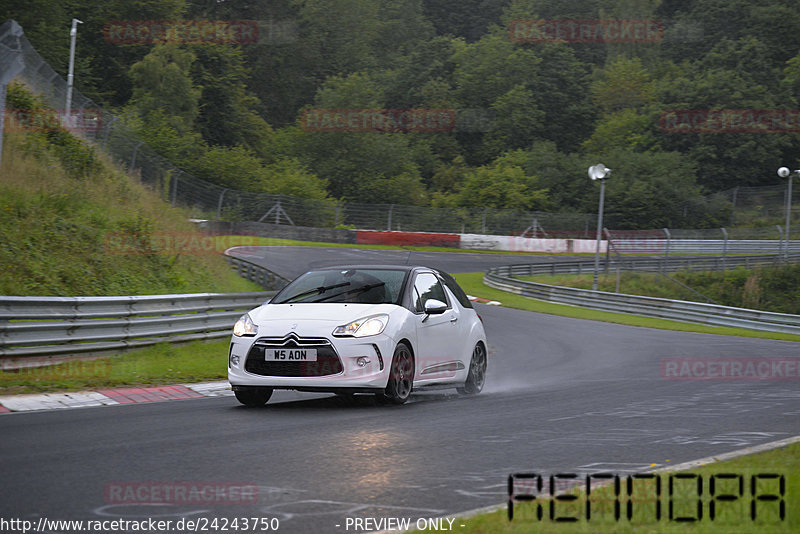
244;334;343;377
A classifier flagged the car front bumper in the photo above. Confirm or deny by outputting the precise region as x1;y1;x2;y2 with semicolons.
228;333;397;391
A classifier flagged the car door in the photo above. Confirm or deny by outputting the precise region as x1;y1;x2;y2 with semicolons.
411;272;462;382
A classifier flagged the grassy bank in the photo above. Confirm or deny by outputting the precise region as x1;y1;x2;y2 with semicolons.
0;86;259;296
453;272;800;342
0;340;228;395
517;265;800;315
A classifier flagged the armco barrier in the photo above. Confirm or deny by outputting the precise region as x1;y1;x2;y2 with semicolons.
356;230;460;247
0;292;273;364
484;255;800;335
225;254;290;290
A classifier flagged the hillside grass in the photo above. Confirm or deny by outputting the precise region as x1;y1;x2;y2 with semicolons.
0;340;228;395
453;272;800;342
516;264;800;315
0;98;260;296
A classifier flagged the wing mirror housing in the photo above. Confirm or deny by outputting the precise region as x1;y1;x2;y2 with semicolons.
424;299;448;315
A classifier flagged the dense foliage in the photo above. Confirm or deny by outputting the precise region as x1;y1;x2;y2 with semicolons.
3;0;800;229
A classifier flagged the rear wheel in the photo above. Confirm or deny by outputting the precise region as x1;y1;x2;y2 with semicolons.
381;342;414;405
458;342;486;395
234;386;273;407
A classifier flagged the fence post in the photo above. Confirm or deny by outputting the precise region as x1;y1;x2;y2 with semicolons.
721;227;728;271
216;189;227;220
102;115;118;148
776;225;784;259
481;208;488;235
130;141;143;170
387;204;394;231
663;228;671;259
170;171;179;206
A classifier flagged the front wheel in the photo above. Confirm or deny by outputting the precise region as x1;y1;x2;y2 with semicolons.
458;342;487;395
234;386;273;407
381;342;414;405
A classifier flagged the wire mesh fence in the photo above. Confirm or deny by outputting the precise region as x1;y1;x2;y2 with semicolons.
3;19;799;239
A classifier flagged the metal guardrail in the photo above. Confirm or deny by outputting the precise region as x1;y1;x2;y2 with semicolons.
224;255;290;291
485;255;800;335
613;239;800;255
0;253;286;364
0;292;273;362
504;253;800;277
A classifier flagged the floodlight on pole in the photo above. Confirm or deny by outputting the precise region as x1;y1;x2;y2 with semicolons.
589;164;611;291
777;166;798;260
65;18;83;128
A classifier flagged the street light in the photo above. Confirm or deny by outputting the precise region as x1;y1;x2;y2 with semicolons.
64;18;83;128
589;163;611;291
777;166;798;260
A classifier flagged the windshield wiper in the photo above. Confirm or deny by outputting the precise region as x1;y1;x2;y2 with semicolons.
274;282;350;304
312;282;386;303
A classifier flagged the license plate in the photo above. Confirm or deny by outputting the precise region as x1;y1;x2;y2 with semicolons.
265;348;318;362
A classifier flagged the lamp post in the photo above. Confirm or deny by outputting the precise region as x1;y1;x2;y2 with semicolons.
589;163;611;291
777;166;798;260
64;18;83;128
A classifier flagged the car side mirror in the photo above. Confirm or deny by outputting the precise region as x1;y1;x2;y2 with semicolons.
424;299;447;315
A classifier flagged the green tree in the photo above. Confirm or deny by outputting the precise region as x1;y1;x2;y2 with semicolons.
191;46;275;160
129;46;200;130
456;150;549;210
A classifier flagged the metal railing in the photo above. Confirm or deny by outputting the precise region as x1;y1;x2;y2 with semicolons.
500;253;800;277
0;292;273;363
484;255;800;335
225;255;289;290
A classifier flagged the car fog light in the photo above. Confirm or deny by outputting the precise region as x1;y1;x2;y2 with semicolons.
229;353;240;367
356;357;370;367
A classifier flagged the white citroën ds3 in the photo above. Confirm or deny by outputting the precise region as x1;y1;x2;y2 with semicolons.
228;265;487;406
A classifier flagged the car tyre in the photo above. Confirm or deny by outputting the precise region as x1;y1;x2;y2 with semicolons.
381;342;414;405
234;386;273;407
458;342;487;395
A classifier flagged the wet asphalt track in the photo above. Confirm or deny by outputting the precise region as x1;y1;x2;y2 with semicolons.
1;247;798;533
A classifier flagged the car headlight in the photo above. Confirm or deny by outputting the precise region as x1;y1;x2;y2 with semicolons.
333;314;389;338
233;313;258;337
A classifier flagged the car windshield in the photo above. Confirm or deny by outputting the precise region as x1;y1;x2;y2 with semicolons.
272;269;407;304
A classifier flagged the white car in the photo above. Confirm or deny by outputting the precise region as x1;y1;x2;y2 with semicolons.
228;265;487;406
